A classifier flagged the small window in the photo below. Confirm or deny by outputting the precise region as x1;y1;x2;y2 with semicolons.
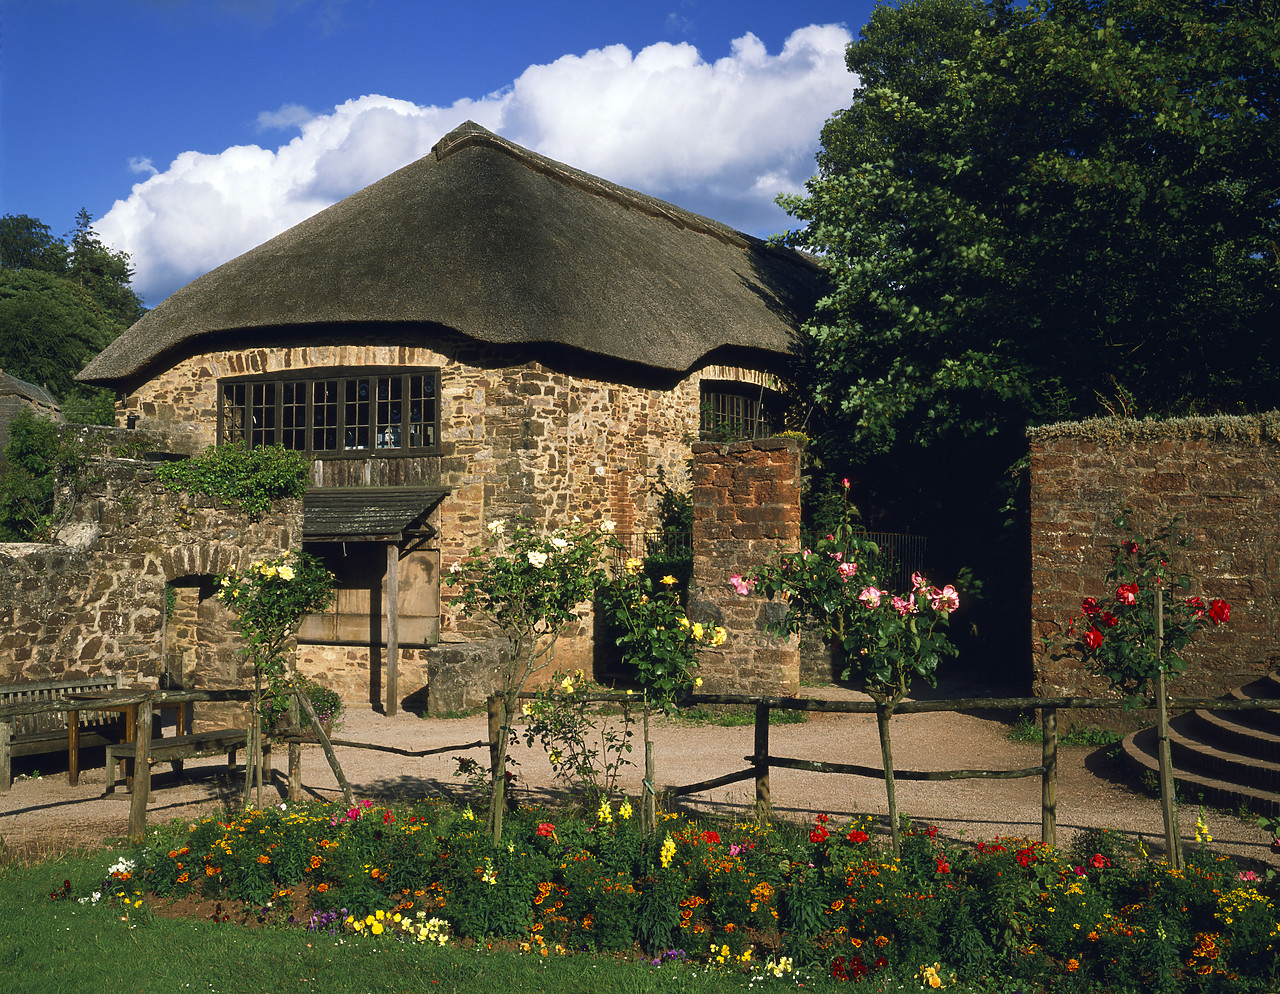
700;383;775;441
219;368;440;457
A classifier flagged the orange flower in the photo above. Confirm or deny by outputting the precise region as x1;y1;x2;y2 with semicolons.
256;854;271;864
176;873;189;884
1067;959;1079;972
316;883;329;893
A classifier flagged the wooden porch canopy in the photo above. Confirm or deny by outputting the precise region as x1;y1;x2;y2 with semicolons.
302;486;450;543
302;486;450;715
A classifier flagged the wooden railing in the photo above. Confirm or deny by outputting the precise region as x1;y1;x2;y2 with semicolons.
6;688;1278;845
665;693;1280;847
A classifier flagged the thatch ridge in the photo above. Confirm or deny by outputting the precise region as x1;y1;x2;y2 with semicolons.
79;122;821;385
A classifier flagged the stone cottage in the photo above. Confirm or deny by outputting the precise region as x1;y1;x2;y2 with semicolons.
76;121;821;712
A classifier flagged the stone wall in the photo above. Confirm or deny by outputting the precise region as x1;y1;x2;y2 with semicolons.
115;336;747;709
0;448;298;715
1029;414;1280;702
688;438;802;695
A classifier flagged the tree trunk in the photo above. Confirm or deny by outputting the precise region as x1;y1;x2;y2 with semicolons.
875;699;901;855
487;694;508;842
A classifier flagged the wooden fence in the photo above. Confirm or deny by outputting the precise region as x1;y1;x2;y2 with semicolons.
4;689;1278;844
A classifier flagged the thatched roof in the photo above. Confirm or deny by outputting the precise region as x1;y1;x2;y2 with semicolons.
79;122;821;386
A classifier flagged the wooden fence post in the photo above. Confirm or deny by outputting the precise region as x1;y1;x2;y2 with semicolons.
1041;707;1057;848
754;702;771;824
129;695;153;841
288;692;302;803
0;721;10;792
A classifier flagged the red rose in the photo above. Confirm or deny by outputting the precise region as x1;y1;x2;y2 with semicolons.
1208;599;1230;625
1081;596;1100;616
1123;540;1139;554
1100;612;1119;627
1186;596;1206;618
536;822;555;837
1084;627;1104;649
1116;582;1139;605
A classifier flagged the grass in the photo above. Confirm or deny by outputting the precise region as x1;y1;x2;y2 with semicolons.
0;846;1015;994
1006;713;1122;747
672;706;806;727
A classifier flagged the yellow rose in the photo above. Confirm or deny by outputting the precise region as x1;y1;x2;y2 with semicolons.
277;564;295;581
660;574;677;585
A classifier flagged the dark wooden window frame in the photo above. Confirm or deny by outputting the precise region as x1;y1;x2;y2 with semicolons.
218;367;441;458
700;381;777;441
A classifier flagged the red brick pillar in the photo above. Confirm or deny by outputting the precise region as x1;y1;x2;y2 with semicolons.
689;438;802;695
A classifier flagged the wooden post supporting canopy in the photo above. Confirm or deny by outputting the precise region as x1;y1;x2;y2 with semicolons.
386;542;399;716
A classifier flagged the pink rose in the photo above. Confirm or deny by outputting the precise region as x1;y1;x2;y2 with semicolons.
858;587;883;609
911;571;928;591
892;594;917;617
729;574;756;596
837;561;858;582
841;477;850;489
930;585;959;612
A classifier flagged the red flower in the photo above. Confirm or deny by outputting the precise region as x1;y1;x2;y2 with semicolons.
1123;540;1139;554
701;830;720;844
936;856;950;874
1116;582;1140;605
1100;611;1118;627
1081;596;1100;616
831;957;849;982
1089;853;1110;869
847;829;870;844
536;822;555;837
1016;847;1036;868
1271;836;1280;854
816;813;829;824
925;824;937;838
873;956;888;971
1187;596;1206;618
810;825;829;844
849;955;868;980
1208;599;1230;625
1084;627;1104;650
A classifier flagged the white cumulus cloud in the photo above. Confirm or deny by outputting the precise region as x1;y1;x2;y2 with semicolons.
97;24;853;305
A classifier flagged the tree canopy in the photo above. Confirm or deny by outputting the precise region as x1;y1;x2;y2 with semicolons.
784;0;1279;462
0;211;144;421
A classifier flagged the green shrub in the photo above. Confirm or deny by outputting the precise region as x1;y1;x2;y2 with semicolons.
153;441;310;517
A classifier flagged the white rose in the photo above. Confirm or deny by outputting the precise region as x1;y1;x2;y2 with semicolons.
527;550;548;568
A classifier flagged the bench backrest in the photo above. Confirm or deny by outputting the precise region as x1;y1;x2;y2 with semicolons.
0;675;125;737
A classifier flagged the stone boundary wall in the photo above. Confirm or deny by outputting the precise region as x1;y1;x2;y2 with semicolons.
1029;413;1280;702
0;452;297;691
689;437;802;695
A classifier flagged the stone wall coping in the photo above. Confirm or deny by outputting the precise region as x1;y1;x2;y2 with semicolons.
1027;411;1280;445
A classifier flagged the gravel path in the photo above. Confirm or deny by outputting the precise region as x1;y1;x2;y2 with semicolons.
3;684;1276;869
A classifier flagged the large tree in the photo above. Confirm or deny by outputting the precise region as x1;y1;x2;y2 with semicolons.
0;212;143;421
785;0;1279;460
782;0;1277;672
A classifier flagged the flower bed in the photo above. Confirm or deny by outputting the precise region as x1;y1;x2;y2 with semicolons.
84;800;1278;991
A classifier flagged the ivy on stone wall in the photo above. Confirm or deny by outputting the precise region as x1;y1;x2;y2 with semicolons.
154;442;311;518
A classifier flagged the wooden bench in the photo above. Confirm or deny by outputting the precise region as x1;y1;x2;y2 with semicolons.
104;729;270;793
1;675;125;790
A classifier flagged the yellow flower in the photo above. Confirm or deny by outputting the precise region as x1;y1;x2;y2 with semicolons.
597;798;613;824
691;622;705;640
560;677;575;694
660;833;677;868
677;616;690;629
371;921;384;935
624;557;644;575
694;677;703;688
277;564;295;581
712;626;727;646
619;799;633;820
660;574;678;585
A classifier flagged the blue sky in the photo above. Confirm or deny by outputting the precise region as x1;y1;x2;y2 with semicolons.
2;0;876;306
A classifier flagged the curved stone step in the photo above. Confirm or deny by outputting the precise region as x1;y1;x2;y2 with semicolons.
1179;707;1280;759
1123;727;1280;816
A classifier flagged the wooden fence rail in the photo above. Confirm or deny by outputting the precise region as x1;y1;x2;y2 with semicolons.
5;688;1279;844
664;693;1280;847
